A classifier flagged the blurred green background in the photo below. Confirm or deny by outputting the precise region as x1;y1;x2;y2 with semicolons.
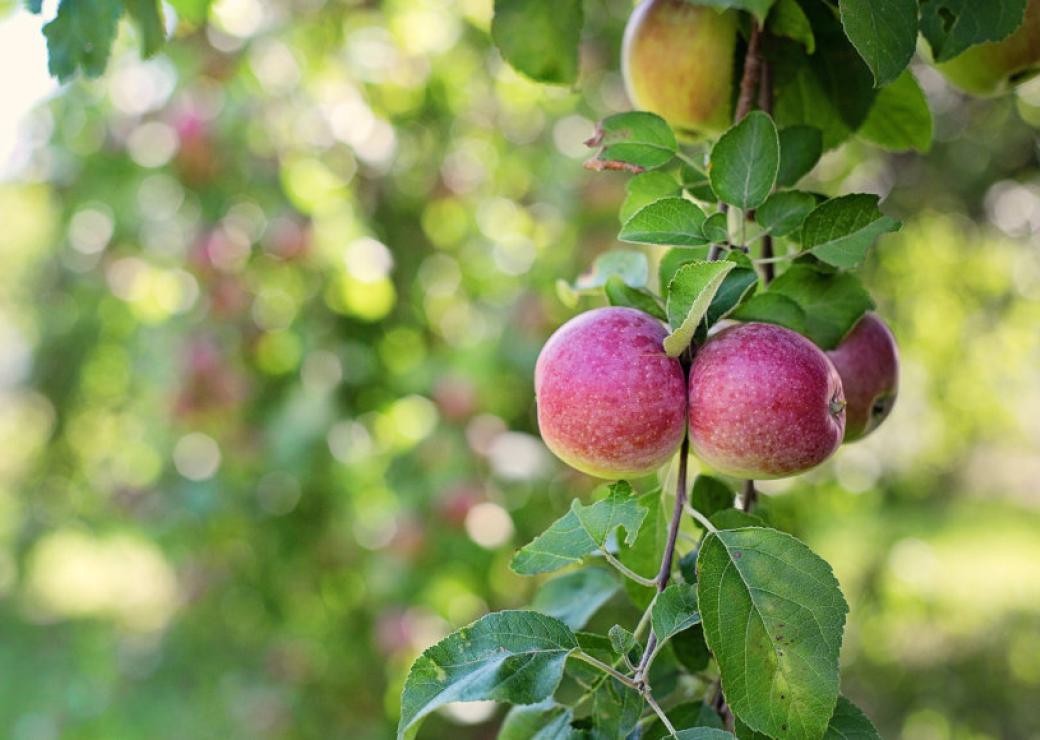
0;1;1038;738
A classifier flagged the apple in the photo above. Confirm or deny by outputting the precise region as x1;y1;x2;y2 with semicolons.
621;0;738;138
688;323;846;479
535;307;686;479
937;0;1040;95
827;312;899;442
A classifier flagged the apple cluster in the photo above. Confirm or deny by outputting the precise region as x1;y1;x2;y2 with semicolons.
535;307;898;481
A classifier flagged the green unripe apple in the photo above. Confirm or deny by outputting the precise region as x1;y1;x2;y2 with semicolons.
937;0;1040;95
621;0;738;138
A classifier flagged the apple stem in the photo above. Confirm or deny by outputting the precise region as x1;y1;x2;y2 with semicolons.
742;479;758;513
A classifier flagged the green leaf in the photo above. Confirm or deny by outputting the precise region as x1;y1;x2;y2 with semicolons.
659;248;708;296
531;568;620;629
675;730;736;740
697;528;849;740
619;490;667;610
756;190;817;237
859;69;933;153
749;263;875;349
921;0;1028;62
730;293;808;336
512;482;647;575
824;696;882;739
709;111;780;210
777;125;823;187
734;716;773;740
586;112;677;172
693;0;777;23
702;212;729;244
574;250;649;291
608;624;638;656
569;632;615;687
671;625;712;674
651;583;701;644
124;0;166;57
772;5;877;149
619;198;708;247
620;172;682;224
682;163;718;203
769;0;815;53
690;475;735;518
397;611;578;739
679;549;699;585
588;677;644;738
803;194;901;269
838;0;918;86
605;276;668;322
491;0;582;84
645;703;724;739
663;261;736;356
43;0;123;81
500;702;574;740
26;0;43;12
703;252;758;329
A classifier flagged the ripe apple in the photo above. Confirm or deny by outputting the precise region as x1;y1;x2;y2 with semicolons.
688;323;846;479
826;312;899;442
937;0;1040;95
621;0;738;138
535;307;686;479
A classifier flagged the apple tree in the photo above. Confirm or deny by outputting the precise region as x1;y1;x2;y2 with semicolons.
391;1;1037;739
21;0;1038;737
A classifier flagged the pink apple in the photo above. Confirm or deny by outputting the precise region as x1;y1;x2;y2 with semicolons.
535;307;686;479
827;312;899;442
688;323;846;479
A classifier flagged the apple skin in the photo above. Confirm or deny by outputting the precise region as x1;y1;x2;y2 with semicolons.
826;312;899;442
937;0;1040;95
622;0;737;138
535;307;686;479
688;323;846;479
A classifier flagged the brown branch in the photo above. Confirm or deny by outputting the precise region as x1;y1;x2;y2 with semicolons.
758;60;776;283
635;432;690;681
735;21;764;122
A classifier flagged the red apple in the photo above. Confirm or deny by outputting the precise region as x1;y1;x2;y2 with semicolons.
827;312;899;442
688;323;846;479
535;307;686;479
622;0;738;138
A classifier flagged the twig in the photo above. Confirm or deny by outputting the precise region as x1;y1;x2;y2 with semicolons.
758;59;776;283
735;21;764;122
634;434;690;680
601;549;659;588
758;59;773;113
572;651;641;689
684;503;719;534
645;690;679;737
